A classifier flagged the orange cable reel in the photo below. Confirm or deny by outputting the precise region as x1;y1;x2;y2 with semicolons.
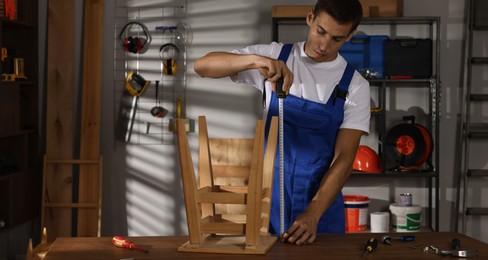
385;116;433;171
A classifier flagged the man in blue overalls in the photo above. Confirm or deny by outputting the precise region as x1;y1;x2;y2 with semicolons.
194;0;369;245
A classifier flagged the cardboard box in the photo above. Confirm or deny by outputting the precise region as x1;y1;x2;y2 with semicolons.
272;5;313;18
360;0;403;17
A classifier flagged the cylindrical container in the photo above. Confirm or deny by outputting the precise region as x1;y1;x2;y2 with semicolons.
344;195;369;232
400;193;413;206
389;203;422;232
370;212;390;233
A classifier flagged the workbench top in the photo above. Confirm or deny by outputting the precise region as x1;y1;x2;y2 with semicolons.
44;232;488;259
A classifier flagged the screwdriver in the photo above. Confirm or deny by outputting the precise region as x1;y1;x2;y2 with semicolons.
112;236;149;253
363;237;378;257
382;235;416;245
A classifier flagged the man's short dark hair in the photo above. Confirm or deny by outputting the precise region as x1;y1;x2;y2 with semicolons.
313;0;363;33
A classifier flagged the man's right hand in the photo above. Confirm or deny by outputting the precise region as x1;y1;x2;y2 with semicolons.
256;56;294;93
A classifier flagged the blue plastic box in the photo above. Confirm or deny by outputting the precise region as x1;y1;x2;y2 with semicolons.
339;35;389;79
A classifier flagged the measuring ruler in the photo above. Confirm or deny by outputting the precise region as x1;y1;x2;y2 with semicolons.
276;79;286;238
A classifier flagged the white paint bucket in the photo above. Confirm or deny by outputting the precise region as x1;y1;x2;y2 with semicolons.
389;203;422;232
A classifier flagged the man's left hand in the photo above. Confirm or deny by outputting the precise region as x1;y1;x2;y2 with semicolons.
282;213;318;245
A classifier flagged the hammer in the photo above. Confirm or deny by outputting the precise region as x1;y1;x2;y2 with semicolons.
440;238;477;258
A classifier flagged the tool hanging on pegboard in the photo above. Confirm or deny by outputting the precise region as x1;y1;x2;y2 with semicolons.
115;71;150;142
150;80;168;118
385;115;433;171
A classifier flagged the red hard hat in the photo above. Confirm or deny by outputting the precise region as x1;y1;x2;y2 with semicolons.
353;145;381;173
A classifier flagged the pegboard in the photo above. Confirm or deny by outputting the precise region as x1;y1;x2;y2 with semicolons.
113;1;190;145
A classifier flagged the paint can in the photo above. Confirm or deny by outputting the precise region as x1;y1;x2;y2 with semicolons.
400;193;413;206
370;212;390;233
389;203;422;232
344;195;369;232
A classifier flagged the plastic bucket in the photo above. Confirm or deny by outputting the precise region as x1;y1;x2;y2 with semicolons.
389;203;422;232
344;195;369;232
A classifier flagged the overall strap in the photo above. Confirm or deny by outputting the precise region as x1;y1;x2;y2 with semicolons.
278;43;293;63
333;63;354;105
263;44;294;108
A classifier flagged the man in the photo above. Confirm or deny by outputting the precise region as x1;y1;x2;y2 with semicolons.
194;0;369;245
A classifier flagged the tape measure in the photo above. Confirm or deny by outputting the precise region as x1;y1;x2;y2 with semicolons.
276;78;287;238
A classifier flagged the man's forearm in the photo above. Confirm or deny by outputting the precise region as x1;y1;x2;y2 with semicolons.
305;154;354;221
194;52;258;78
305;129;364;222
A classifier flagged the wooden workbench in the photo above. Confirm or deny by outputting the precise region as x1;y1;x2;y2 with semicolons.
44;232;487;259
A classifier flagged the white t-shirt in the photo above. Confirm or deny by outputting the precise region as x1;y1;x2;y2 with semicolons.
231;41;370;134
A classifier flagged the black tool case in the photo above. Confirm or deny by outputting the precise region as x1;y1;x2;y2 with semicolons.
385;39;432;79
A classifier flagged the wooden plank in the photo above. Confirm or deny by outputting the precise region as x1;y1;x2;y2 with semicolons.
261;117;278;234
44;203;99;208
209;138;253;215
196;190;247;204
198;116;215;218
44;233;488;259
209;138;253;166
77;0;104;237
212;165;250;178
44;0;75;242
178;235;277;255
245;121;265;247
200;216;246;234
176;119;202;245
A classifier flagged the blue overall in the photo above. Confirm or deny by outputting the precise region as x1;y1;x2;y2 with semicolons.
265;44;355;234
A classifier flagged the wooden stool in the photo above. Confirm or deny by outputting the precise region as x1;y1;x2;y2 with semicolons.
176;116;278;254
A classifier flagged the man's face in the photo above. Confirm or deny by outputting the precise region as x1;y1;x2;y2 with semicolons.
304;11;355;62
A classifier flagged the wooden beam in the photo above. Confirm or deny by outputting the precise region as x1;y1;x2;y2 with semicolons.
261;117;278;234
177;119;202;245
44;0;75;242
78;0;104;237
245;120;265;247
198;116;215;218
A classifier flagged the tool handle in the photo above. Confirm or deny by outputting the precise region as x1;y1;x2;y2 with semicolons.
452;238;461;250
365;237;378;252
176;96;182;118
112;236;149;253
401;235;416;241
276;78;287;98
112;236;133;249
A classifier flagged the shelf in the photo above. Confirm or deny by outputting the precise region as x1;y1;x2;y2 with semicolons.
470;94;488;101
0;0;40;237
272;16;440;26
1;18;37;28
467;169;488;177
0;168;34;181
471;57;488;64
0;129;35;138
468;123;488;138
368;78;434;84
0;81;36;86
352;171;437;177
362;17;440;25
